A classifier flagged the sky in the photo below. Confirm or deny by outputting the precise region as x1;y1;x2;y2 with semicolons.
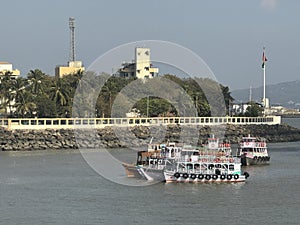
1;0;299;90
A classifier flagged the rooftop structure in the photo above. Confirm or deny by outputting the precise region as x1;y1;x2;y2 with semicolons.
117;47;159;79
0;62;20;79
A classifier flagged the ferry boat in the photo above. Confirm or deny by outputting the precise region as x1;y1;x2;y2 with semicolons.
204;135;232;156
237;135;270;166
163;147;249;183
123;136;250;183
122;142;182;181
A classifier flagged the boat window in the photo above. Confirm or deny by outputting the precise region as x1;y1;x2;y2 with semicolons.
194;164;200;169
222;164;228;169
229;164;234;171
187;164;193;170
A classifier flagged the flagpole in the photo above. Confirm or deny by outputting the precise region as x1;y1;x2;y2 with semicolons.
263;60;266;107
262;47;266;110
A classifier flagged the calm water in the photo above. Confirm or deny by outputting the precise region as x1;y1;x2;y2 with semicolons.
282;117;300;129
1;118;300;225
0;142;300;225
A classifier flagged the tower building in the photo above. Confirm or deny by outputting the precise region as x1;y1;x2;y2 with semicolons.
55;17;84;78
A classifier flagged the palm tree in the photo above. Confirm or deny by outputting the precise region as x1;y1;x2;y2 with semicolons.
14;91;36;117
0;72;14;117
221;85;234;115
50;78;70;112
27;69;45;95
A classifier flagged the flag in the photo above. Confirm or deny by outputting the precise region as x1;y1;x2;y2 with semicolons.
262;51;267;68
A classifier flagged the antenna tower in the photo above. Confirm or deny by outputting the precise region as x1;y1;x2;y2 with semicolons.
69;17;75;62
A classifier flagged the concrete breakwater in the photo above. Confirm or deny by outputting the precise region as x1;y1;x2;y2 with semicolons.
1;124;300;151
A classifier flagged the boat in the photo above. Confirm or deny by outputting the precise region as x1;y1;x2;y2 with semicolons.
163;146;249;183
122;142;182;181
237;134;270;166
204;135;232;156
123;135;250;183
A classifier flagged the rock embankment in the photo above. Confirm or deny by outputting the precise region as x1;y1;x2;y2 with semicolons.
1;124;300;151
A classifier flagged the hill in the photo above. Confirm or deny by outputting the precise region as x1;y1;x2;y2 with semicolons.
232;80;300;109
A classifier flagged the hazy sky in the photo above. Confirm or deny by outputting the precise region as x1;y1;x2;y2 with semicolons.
1;0;299;90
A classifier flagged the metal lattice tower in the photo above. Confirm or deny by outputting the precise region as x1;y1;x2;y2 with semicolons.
69;17;75;62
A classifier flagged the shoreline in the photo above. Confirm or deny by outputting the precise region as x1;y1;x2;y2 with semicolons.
1;124;300;151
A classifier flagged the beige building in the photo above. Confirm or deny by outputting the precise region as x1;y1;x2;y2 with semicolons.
117;47;159;79
0;62;20;79
55;61;85;78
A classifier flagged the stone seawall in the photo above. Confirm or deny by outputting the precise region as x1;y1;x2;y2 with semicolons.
1;124;300;151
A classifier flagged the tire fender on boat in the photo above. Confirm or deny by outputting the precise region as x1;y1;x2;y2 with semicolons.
198;174;204;180
183;173;189;179
227;174;232;180
174;172;180;178
234;174;239;180
243;172;250;179
190;174;196;179
205;174;211;180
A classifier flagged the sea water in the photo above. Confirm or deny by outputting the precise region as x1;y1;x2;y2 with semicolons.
1;139;300;225
0;118;300;225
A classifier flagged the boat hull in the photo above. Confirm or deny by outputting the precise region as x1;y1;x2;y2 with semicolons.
122;163;144;178
138;167;165;181
241;156;270;166
164;171;247;183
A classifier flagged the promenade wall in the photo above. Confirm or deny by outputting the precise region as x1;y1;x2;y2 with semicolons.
0;116;281;130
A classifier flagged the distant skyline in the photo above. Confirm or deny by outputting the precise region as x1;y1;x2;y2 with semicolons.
1;0;299;90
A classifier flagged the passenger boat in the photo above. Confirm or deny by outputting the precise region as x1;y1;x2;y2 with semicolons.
205;135;232;156
122;142;182;181
163;147;249;183
123;135;250;183
236;134;270;166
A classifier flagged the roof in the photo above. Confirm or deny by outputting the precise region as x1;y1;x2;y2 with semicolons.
0;62;11;64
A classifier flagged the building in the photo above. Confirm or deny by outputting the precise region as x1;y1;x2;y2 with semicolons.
232;102;263;115
117;47;159;79
55;61;84;78
265;105;300;116
0;62;20;79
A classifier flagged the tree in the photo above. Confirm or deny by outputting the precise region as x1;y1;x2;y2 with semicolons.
244;102;263;117
221;85;234;115
35;94;57;118
50;78;70;116
27;69;46;95
14;91;36;117
0;72;15;117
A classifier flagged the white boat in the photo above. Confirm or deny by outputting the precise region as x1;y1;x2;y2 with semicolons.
205;135;232;156
123;136;250;183
122;142;182;181
164;147;249;183
237;135;270;166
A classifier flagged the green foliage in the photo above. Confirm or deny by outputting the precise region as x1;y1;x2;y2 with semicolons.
0;71;234;118
34;94;57;118
244;102;263;117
